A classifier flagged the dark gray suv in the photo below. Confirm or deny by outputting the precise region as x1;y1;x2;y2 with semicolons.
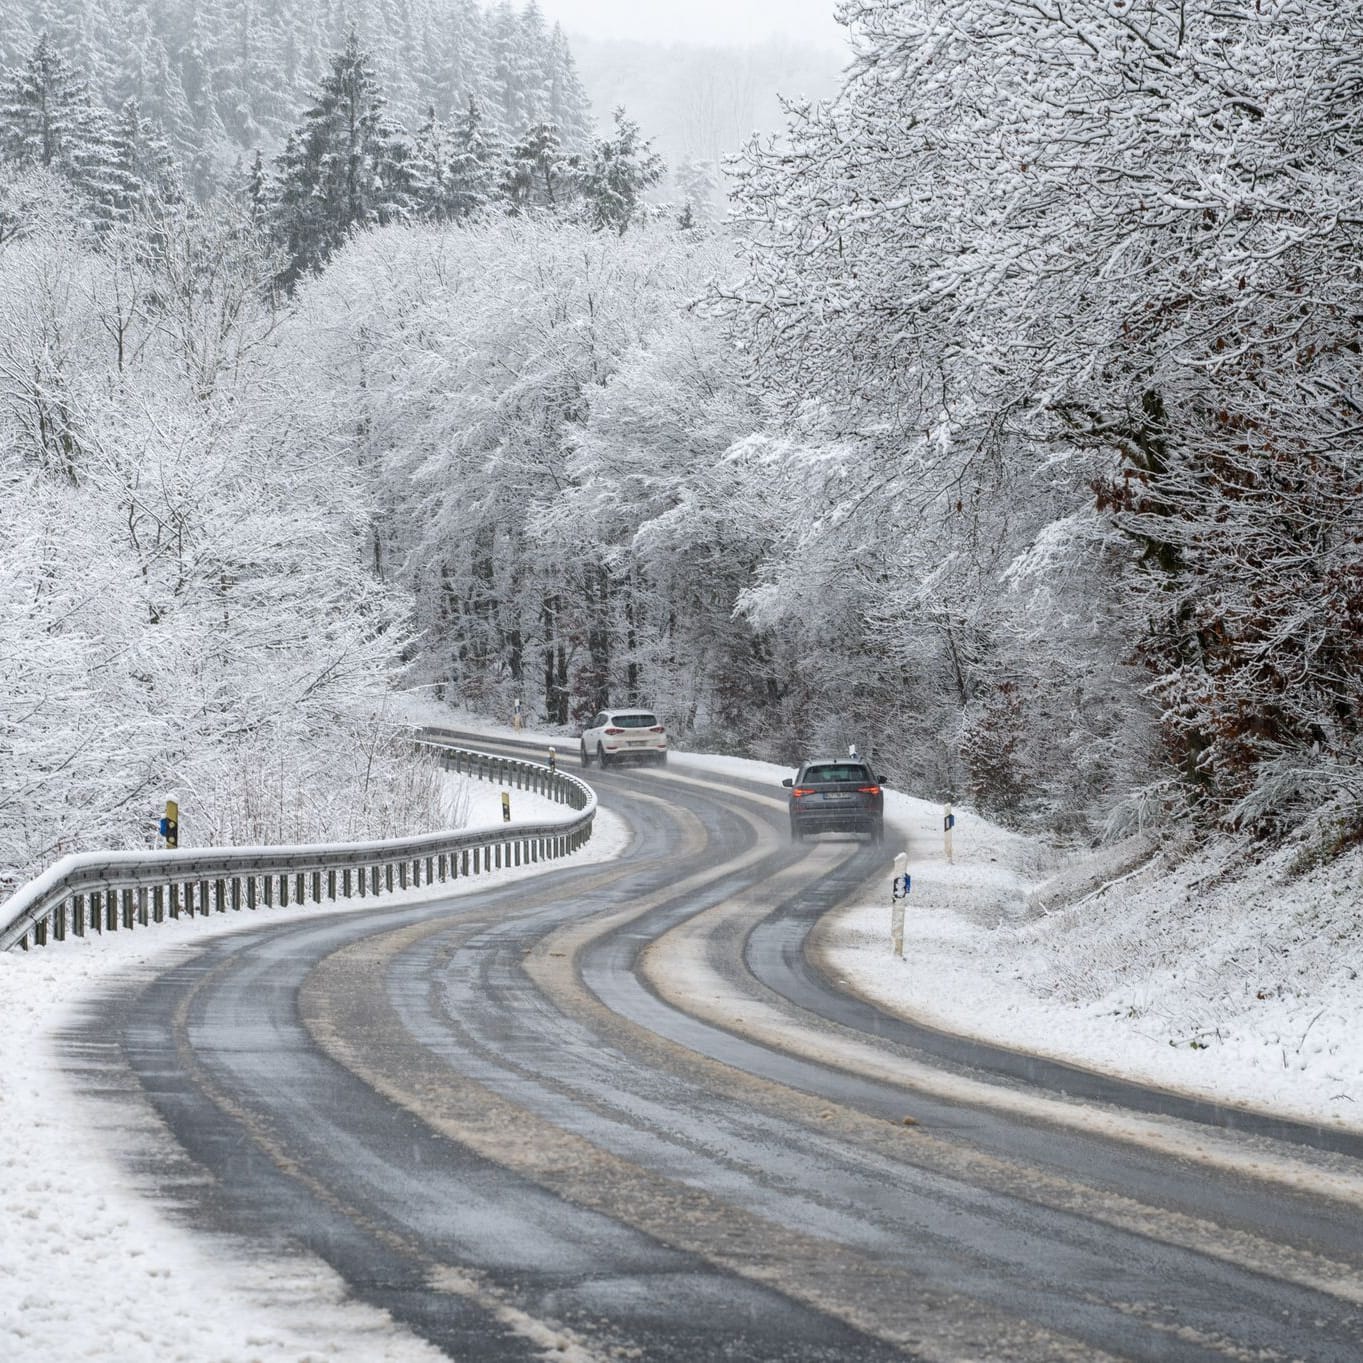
783;759;884;843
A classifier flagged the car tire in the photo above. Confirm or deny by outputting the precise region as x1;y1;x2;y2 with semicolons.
656;751;668;767
790;821;803;843
580;742;591;767
597;744;610;769
870;818;885;845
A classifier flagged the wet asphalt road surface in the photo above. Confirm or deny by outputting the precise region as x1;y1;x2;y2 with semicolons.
70;736;1363;1361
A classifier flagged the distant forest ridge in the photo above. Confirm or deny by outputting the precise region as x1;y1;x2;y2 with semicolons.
0;0;592;194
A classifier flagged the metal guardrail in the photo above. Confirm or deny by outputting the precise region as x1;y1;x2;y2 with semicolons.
0;735;594;953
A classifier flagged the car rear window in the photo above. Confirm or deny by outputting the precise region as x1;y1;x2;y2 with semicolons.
803;765;873;784
611;713;658;728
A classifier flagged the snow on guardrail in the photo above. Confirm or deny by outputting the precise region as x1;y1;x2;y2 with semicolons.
0;737;595;952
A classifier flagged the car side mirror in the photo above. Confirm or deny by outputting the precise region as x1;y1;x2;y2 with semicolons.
781;777;793;788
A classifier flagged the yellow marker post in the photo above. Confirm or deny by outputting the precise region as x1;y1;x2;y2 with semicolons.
501;791;511;823
161;795;179;849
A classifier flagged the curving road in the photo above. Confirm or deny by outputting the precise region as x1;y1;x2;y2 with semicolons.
73;737;1363;1362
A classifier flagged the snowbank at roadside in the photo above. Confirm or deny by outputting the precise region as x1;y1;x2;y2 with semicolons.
0;782;627;1363
820;788;1363;1133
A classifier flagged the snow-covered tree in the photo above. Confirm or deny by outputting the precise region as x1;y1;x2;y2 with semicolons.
724;0;1363;830
501;119;575;214
580;107;663;235
270;29;411;287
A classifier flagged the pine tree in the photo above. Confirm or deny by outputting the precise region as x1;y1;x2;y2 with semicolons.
427;0;488;118
0;31;124;230
0;33;87;170
675;158;718;225
516;1;551;125
177;15;227;200
446;95;500;219
487;0;529;136
270;28;411;288
580;107;663;235
545;21;590;154
239;147;267;225
109;97;182;219
501;120;575;215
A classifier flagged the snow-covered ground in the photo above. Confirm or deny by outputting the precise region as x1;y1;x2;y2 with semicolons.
0;779;628;1363
819;788;1363;1134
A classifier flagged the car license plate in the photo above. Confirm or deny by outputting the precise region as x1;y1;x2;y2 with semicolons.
821;793;852;802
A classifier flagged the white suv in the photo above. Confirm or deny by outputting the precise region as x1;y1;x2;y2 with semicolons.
580;708;668;767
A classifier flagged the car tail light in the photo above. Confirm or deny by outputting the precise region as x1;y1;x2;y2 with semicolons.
792;787;816;798
650;725;664;733
605;727;625;735
858;785;882;795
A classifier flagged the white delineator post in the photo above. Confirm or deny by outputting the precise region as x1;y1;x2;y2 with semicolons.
891;852;907;958
944;803;955;864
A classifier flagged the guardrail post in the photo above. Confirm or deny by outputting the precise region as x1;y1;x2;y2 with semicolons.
295;873;305;905
231;879;241;913
263;876;273;908
385;864;394;894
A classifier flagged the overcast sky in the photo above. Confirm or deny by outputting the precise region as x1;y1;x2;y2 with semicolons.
540;0;845;49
